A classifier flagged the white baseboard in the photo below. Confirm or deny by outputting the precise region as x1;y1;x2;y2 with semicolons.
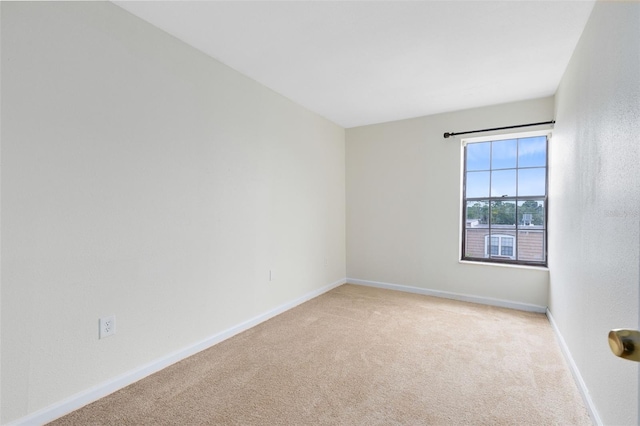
347;278;547;313
9;278;347;426
546;309;602;426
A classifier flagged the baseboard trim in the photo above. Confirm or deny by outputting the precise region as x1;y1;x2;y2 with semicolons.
546;309;602;426
9;278;347;426
347;278;547;313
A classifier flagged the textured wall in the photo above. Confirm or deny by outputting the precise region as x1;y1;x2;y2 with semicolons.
549;2;640;424
346;98;552;307
1;2;345;423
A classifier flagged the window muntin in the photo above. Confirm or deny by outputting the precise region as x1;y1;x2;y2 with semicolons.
462;135;547;265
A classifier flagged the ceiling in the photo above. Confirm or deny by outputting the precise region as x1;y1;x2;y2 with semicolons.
112;1;596;128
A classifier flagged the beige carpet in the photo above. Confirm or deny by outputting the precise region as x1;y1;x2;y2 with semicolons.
50;284;591;425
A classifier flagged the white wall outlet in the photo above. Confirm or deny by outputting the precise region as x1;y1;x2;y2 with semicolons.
99;315;116;339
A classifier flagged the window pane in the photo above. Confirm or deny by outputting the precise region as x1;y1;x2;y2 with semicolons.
491;139;517;169
465;229;487;258
518;136;546;168
501;237;514;256
466;200;489;225
491;169;516;197
466;171;490;198
517;230;545;262
466;142;490;171
518;168;546;196
488;236;499;255
517;200;545;228
486;233;516;259
490;201;516;226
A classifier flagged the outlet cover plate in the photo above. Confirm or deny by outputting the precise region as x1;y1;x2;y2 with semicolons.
99;315;116;339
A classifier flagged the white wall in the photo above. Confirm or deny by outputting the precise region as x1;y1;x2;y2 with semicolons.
549;2;640;425
0;2;3;422
346;98;552;308
0;2;345;423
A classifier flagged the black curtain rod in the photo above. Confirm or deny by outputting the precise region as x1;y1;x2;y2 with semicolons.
443;120;555;139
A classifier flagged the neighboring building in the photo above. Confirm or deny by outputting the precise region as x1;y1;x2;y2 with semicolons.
465;223;544;262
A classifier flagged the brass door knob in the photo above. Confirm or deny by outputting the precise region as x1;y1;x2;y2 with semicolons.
608;329;640;362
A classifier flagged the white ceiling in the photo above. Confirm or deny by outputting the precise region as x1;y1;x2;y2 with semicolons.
113;1;595;128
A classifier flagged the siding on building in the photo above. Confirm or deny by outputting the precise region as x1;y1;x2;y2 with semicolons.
465;225;544;262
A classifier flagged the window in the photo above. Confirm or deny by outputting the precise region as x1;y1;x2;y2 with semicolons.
462;134;547;265
484;234;515;259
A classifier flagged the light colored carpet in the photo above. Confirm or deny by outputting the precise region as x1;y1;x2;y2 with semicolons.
50;284;592;425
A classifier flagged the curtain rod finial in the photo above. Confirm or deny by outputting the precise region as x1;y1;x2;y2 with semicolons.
444;132;452;138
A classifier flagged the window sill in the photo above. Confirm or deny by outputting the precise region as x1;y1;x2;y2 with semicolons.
459;259;549;272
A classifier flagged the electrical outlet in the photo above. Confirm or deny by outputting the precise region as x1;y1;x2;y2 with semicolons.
99;315;116;339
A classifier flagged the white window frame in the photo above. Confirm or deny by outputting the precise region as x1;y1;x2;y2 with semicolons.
484;234;516;259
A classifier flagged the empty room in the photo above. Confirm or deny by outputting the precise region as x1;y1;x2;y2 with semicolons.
1;1;639;425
